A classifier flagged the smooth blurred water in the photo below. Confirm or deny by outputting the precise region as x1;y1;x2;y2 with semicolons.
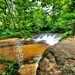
33;33;62;46
8;33;62;64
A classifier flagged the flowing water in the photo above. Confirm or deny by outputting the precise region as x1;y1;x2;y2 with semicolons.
9;33;62;64
10;33;62;64
30;33;62;62
33;33;62;46
0;33;62;65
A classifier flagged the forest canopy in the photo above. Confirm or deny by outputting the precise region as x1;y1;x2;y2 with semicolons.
0;0;75;38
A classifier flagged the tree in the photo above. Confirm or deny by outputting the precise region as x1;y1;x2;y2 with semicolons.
0;0;75;38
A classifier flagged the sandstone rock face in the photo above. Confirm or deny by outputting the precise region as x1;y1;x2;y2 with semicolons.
18;63;38;75
0;38;49;62
0;38;49;73
36;37;75;75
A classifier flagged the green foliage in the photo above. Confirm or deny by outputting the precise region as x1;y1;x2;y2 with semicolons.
0;22;2;26
0;57;20;75
0;0;75;39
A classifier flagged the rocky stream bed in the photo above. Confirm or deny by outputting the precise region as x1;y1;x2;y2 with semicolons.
0;36;75;75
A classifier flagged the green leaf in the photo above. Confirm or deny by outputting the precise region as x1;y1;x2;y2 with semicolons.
0;22;2;26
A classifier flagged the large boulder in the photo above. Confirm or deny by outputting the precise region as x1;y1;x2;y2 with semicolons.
36;37;75;75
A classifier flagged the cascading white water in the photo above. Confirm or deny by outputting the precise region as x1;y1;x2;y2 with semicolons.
31;33;62;62
8;33;62;64
33;33;62;46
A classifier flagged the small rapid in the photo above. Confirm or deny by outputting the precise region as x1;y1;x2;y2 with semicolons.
0;33;62;65
33;33;62;46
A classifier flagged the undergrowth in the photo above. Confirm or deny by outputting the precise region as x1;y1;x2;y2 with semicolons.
0;57;20;75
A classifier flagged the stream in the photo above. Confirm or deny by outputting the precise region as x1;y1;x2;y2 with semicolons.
33;33;62;46
0;33;62;65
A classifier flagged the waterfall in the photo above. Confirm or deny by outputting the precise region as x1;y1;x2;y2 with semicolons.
30;33;62;63
7;33;62;64
33;33;62;46
11;40;24;65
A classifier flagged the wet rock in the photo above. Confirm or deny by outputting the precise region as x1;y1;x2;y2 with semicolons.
36;37;75;75
0;38;50;73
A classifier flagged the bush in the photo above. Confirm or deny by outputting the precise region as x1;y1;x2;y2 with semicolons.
0;57;20;75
